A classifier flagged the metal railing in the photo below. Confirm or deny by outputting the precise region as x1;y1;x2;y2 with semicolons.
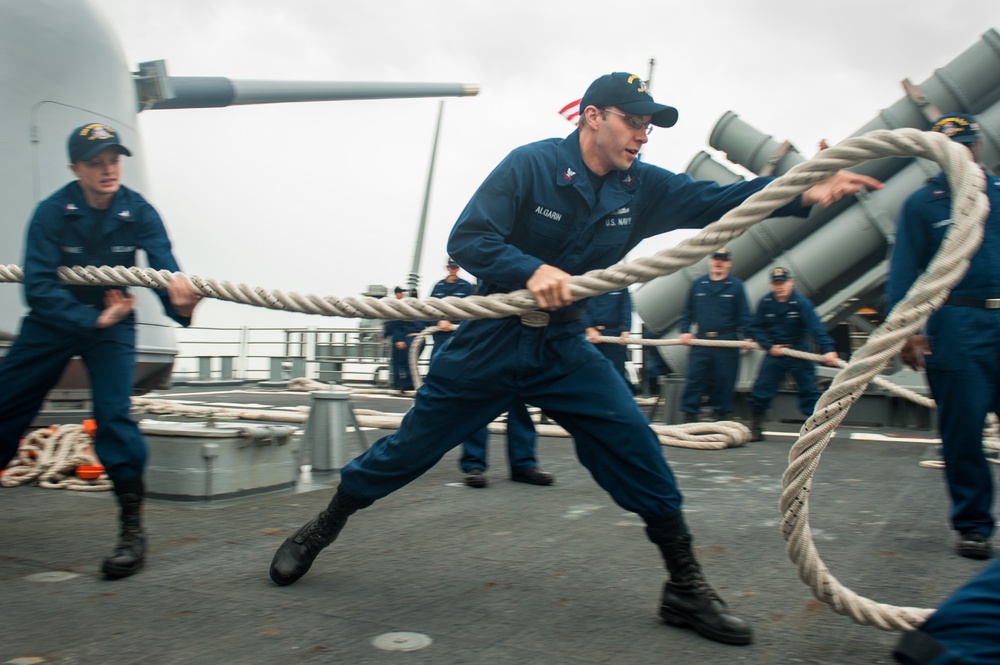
172;324;651;389
171;325;428;387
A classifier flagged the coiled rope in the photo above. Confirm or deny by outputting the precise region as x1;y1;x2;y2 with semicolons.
131;389;751;451
1;424;111;491
0;128;987;630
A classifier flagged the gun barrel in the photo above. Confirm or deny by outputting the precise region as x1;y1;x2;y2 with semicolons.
148;77;479;110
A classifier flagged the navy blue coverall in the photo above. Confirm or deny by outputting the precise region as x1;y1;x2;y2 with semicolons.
459;403;540;474
678;274;751;415
384;318;424;390
0;182;191;483
429;277;475;359
338;129;807;523
893;557;1000;664
642;325;671;396
748;290;834;416
582;288;633;385
887;169;1000;541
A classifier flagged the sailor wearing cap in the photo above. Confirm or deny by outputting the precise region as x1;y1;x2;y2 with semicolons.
270;71;882;647
384;287;424;391
429;257;475;359
747;267;838;441
0;123;200;580
887;112;998;562
677;248;753;422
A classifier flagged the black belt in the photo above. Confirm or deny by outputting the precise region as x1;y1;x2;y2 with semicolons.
518;309;584;328
699;328;737;338
946;296;1000;309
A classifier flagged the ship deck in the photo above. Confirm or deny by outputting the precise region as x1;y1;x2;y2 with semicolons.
2;384;994;665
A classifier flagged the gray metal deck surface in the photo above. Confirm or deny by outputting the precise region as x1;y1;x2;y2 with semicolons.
2;386;995;665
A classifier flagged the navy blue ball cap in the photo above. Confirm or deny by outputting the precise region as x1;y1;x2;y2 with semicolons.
68;123;132;162
446;257;459;268
931;113;981;144
770;267;791;283
711;248;732;261
580;72;679;128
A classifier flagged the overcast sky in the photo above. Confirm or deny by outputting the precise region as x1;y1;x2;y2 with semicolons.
90;0;1000;329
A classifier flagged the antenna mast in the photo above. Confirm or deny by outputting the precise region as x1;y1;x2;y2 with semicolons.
408;100;445;293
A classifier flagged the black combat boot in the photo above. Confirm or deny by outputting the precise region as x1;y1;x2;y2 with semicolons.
103;478;146;579
682;411;699;424
647;514;752;646
269;488;371;586
749;410;765;442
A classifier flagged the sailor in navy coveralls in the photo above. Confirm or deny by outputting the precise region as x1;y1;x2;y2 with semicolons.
270;72;881;646
0;123;200;578
429;257;475;359
384;286;424;391
887;113;999;562
583;287;633;385
458;402;553;488
893;557;1000;664
678;248;752;421
747;267;838;440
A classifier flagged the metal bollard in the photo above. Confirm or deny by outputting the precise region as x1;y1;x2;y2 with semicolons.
198;356;212;381
269;357;284;381
661;373;685;425
304;391;352;472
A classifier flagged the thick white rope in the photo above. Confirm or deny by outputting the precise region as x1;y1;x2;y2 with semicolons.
599;336;999;461
131;393;750;450
407;325;439;390
0;129;892;321
775;133;987;630
0;132;966;337
602;336;936;409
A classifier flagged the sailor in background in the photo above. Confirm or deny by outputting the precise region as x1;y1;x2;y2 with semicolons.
887;113;998;561
384;286;423;391
429;257;475;360
458;402;554;488
677;248;753;422
641;324;672;397
0;123;200;579
747;267;838;441
583;287;633;387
